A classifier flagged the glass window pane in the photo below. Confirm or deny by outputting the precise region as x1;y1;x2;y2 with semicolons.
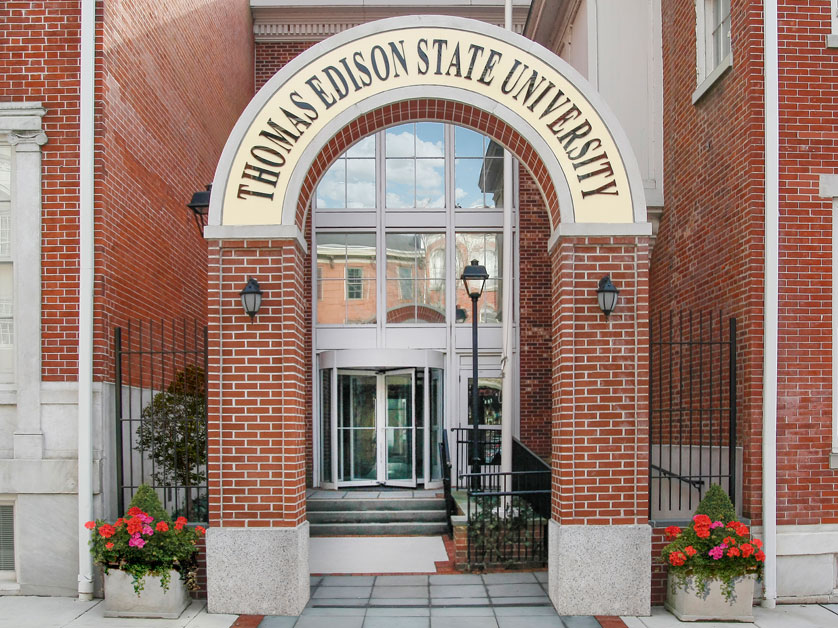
346;280;376;324
385;233;417;278
346;158;375;208
386;124;415;157
455;158;484;208
316;160;346;208
320;369;332;481
0;146;10;202
415;158;444;208
347;135;375;158
467;377;503;426
387;278;414;322
416;280;445;322
481;155;503;208
455;126;484;157
386;159;415;207
0;207;10;258
415;123;444;157
317;280;346;324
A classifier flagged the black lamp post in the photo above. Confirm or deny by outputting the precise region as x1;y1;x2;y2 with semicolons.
461;259;489;487
240;277;263;321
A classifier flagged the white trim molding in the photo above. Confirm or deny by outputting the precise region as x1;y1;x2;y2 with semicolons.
828;0;838;48
0;102;46;461
819;174;838;468
251;1;530;42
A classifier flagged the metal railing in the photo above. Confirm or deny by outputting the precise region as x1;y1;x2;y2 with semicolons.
452;426;502;488
439;431;455;537
114;320;208;522
463;470;550;569
649;311;738;519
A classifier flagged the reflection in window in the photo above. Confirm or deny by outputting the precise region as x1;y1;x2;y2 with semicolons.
386;233;446;323
455;127;504;209
316;135;375;208
317;233;376;324
386;123;444;208
455;233;502;324
467;377;502;426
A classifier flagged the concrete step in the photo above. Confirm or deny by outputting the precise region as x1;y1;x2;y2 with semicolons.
309;521;449;536
307;497;445;512
307;509;447;524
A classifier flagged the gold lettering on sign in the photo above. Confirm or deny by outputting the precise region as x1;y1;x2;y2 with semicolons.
221;27;633;226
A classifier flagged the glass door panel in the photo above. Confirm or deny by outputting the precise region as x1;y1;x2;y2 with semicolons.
383;370;416;486
337;372;378;484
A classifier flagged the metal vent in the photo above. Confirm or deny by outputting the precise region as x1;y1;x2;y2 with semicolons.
0;505;13;571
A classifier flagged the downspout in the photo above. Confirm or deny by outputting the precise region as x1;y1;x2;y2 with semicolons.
77;0;95;601
761;0;778;609
500;0;514;480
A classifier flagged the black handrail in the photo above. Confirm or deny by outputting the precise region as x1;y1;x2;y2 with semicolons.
439;430;454;537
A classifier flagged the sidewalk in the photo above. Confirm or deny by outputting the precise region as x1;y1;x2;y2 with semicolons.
2;586;837;628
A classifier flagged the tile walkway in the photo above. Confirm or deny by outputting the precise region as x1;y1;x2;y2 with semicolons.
258;572;607;628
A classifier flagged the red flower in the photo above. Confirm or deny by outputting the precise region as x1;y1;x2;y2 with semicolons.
156;521;169;532
727;546;741;558
126;516;143;536
736;523;749;537
755;550;766;562
174;516;187;531
723;536;737;546
84;521;96;530
753;538;763;549
105;542;114;550
726;521;738;529
668;551;687;566
693;514;711;527
740;543;755;557
695;526;710;539
195;526;206;536
127;507;144;517
665;525;682;538
98;524;115;538
684;546;697;557
115;518;124;527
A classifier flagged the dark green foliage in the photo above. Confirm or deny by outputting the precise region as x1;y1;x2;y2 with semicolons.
127;484;171;524
135;366;207;491
695;484;737;524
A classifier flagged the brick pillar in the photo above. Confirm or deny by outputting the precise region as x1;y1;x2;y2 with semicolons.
204;238;309;616
547;235;651;616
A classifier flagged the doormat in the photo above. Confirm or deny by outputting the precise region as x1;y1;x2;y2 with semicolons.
310;536;449;574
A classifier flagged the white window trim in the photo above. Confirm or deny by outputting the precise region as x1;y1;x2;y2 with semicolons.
0;102;46;460
828;0;838;48
692;0;733;104
818;175;838;468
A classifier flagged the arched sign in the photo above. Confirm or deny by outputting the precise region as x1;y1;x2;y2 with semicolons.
210;16;648;234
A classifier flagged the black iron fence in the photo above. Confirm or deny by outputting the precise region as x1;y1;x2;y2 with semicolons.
649;311;738;520
463;470;550;569
452;426;502;488
114;320;208;523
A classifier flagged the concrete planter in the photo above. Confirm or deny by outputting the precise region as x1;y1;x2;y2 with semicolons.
665;572;755;622
103;569;190;619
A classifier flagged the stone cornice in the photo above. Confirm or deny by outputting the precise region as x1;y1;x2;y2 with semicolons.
252;3;530;42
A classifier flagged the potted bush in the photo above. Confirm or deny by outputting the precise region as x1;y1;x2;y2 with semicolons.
85;484;206;619
661;485;764;622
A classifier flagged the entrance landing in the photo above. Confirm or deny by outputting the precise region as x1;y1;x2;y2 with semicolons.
309;536;449;574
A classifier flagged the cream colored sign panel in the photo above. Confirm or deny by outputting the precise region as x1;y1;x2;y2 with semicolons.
222;27;632;226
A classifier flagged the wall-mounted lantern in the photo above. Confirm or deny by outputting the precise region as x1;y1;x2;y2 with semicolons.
240;277;263;322
596;275;619;317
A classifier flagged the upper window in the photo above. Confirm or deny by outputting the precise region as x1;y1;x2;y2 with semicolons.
386;123;444;208
316;135;375;209
693;0;732;103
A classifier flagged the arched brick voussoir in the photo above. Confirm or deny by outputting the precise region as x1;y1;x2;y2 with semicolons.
295;99;560;232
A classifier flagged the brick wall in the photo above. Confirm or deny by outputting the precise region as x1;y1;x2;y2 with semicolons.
774;1;838;525
256;42;316;90
551;237;650;525
207;239;308;527
93;0;253;382
1;1;83;379
518;168;552;461
654;0;766;523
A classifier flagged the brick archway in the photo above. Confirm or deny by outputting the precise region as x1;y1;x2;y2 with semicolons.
296;98;559;231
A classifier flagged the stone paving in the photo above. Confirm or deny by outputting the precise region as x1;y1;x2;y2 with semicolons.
258;572;605;628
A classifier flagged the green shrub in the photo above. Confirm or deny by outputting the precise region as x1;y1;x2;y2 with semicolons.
695;484;737;524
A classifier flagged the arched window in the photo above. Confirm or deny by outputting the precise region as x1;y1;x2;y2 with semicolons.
314;123;507;329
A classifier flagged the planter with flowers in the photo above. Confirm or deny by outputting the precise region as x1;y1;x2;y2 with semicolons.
85;485;206;619
661;484;764;622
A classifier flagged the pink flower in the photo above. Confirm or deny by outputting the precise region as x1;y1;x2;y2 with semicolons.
708;544;727;560
128;533;146;549
139;513;154;524
142;524;154;536
710;521;724;529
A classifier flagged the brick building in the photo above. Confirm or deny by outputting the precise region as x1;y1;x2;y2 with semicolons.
0;0;835;618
